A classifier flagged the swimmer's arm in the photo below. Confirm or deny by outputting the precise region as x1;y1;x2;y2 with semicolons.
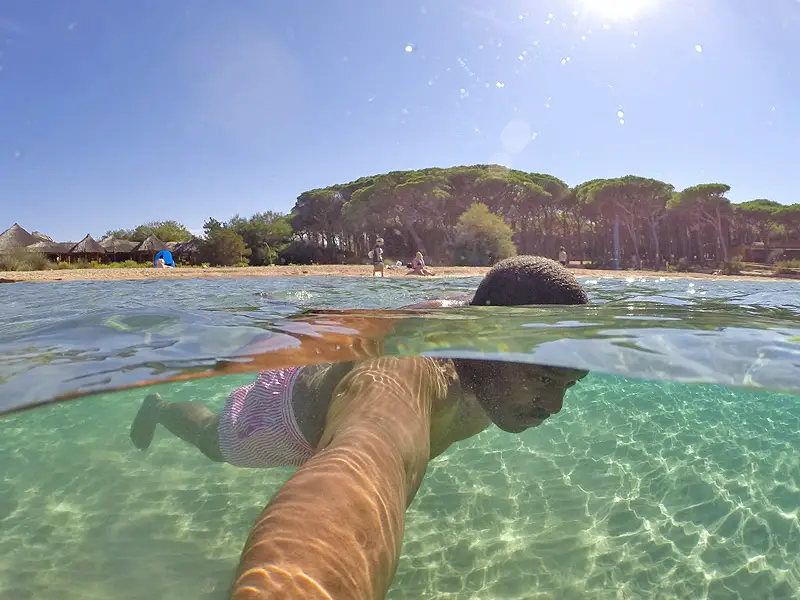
229;358;441;600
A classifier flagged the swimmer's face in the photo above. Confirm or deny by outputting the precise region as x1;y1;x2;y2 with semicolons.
457;361;587;433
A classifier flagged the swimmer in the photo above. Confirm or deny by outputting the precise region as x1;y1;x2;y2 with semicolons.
227;256;590;599
130;256;589;468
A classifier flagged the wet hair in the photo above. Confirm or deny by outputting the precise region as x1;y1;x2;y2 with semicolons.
470;255;588;307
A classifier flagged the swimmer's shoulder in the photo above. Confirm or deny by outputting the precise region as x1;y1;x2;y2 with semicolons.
402;292;472;310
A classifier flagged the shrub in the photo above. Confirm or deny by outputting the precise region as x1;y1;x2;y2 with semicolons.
451;203;516;266
200;228;251;266
0;249;51;271
774;260;800;275
720;260;744;275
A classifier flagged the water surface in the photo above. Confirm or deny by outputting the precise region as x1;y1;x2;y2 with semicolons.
2;275;800;599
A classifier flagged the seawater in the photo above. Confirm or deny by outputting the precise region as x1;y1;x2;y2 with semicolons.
2;275;800;599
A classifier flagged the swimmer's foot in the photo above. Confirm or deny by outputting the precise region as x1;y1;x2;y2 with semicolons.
130;393;162;450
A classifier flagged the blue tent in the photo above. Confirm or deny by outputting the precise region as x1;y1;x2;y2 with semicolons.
153;249;175;267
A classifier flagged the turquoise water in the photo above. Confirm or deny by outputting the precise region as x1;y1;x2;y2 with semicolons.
2;275;800;598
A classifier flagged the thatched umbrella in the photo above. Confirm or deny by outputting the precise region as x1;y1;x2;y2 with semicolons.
69;234;106;263
0;223;39;254
100;236;138;261
132;234;169;263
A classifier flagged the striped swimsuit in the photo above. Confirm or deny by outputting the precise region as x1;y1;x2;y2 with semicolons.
217;367;315;468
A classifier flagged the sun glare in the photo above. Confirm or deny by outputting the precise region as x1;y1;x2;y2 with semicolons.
581;0;657;20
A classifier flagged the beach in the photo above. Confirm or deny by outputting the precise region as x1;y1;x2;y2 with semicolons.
0;264;792;283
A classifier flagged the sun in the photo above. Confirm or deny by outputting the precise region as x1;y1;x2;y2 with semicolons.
580;0;657;20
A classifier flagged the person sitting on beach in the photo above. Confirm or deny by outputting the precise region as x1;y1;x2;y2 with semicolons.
408;250;435;276
130;256;589;469
368;237;385;277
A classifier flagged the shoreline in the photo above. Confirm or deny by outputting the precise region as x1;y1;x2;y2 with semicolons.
0;264;795;283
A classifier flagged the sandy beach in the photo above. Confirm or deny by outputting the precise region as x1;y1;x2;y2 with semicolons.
0;264;793;283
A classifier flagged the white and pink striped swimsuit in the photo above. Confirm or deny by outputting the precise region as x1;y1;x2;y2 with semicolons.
217;367;315;468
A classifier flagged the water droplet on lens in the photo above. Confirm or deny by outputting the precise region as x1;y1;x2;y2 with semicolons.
695;44;703;53
617;110;624;118
619;119;625;125
405;45;414;53
495;81;505;88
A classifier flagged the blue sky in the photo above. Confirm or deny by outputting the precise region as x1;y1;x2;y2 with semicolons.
2;0;799;241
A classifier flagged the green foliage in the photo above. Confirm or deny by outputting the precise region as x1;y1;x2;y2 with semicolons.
278;240;325;265
774;260;800;275
20;165;800;273
88;260;150;269
104;228;134;240
720;260;744;275
104;221;192;243
452;203;516;266
229;212;292;265
132;220;193;242
0;249;51;271
200;219;251;266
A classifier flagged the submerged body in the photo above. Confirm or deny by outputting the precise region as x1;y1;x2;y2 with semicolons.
129;255;591;599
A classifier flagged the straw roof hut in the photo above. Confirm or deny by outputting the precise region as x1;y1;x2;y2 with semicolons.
31;231;54;242
100;236;138;262
26;241;74;262
0;223;39;254
133;234;169;253
69;234;106;262
173;238;203;265
132;234;169;263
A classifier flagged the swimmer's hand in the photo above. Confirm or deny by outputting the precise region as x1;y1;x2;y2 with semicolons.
229;357;450;600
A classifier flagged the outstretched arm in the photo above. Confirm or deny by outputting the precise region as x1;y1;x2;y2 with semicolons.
228;357;450;600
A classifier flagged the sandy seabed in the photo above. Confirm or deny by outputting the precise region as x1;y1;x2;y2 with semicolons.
0;263;791;283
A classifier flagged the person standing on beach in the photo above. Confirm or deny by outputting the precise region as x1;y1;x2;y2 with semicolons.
369;237;385;277
558;245;568;267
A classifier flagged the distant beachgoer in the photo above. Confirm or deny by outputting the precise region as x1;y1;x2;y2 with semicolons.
408;251;435;276
558;246;568;267
130;256;589;470
155;257;166;268
368;237;385;277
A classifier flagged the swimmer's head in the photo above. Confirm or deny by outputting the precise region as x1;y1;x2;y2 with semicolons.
458;255;589;432
457;360;588;433
470;255;588;307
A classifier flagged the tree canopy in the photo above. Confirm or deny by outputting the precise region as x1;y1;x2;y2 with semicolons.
93;164;800;269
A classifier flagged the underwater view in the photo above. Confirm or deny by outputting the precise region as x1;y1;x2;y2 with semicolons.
2;275;800;599
3;1;800;598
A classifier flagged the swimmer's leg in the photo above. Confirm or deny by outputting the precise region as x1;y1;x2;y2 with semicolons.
130;393;225;462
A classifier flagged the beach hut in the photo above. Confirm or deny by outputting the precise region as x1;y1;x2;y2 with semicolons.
99;236;138;262
26;241;74;263
31;231;54;243
172;238;202;265
132;234;169;264
69;234;106;263
0;223;39;254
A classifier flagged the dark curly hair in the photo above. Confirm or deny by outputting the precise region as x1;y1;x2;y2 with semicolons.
470;255;589;306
